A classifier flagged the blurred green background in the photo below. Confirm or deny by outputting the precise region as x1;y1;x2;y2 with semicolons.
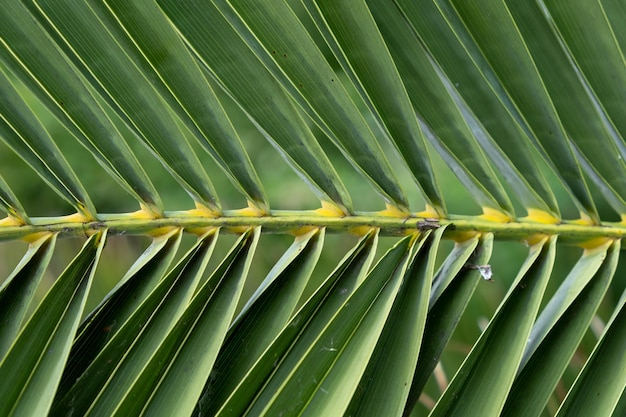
0;53;624;416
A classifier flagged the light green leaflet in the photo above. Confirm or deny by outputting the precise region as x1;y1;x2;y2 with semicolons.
197;229;324;413
93;0;269;211
540;0;626;217
57;229;183;396
521;241;613;365
301;0;444;214
612;391;626;417
110;228;259;417
394;0;562;219
0;2;162;215
214;0;409;210
503;240;620;417
211;230;378;417
544;0;626;147
483;0;626;216
0;174;28;223
51;230;219;416
33;0;220;211
404;234;493;416
0;234;56;358
448;0;598;222
157;0;353;213
368;0;526;217
345;228;445;417
244;234;418;416
601;0;626;161
0;67;95;217
0;232;105;417
430;236;556;417
555;274;626;416
429;237;480;306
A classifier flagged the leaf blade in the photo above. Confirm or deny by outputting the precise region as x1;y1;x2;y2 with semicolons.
0;232;105;417
33;0;220;211
429;236;556;417
156;0;352;213
0;2;162;214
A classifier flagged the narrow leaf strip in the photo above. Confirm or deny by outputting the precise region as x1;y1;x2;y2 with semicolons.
0;174;28;224
448;0;598;222
51;230;217;416
429;237;480;306
403;233;493;416
544;0;626;165
198;229;323;411
0;233;56;358
0;232;105;417
0;67;95;218
157;0;352;213
429;236;555;417
503;240;619;417
247;234;418;416
56;228;183;396
503;0;626;216
33;0;220;211
369;0;519;217
346;227;445;416
0;2;162;214
392;0;559;218
304;0;444;214
611;388;626;417
555;272;626;417
521;240;612;366
111;228;259;417
100;0;268;211
213;230;378;417
219;0;409;210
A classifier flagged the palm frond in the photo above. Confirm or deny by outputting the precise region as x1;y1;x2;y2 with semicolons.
0;1;624;416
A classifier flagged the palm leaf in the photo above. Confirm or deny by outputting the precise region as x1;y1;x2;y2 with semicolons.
0;1;624;416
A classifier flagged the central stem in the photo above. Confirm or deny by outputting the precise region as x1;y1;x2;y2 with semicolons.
1;211;624;246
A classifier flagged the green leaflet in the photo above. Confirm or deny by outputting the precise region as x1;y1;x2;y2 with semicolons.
212;230;378;417
33;0;220;211
503;240;619;417
345;227;445;417
545;0;626;152
501;0;626;216
157;0;352;213
93;0;269;211
429;236;480;306
0;2;162;215
51;230;218;416
245;234;417;416
403;233;493;416
611;389;626;417
196;229;324;413
111;228;260;417
57;229;183;396
521;241;613;365
555;267;626;417
0;174;28;223
0;234;56;358
213;0;409;211
369;0;518;217
0;232;105;417
393;0;559;219
429;236;556;417
302;0;444;214
0;68;95;218
448;0;598;222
